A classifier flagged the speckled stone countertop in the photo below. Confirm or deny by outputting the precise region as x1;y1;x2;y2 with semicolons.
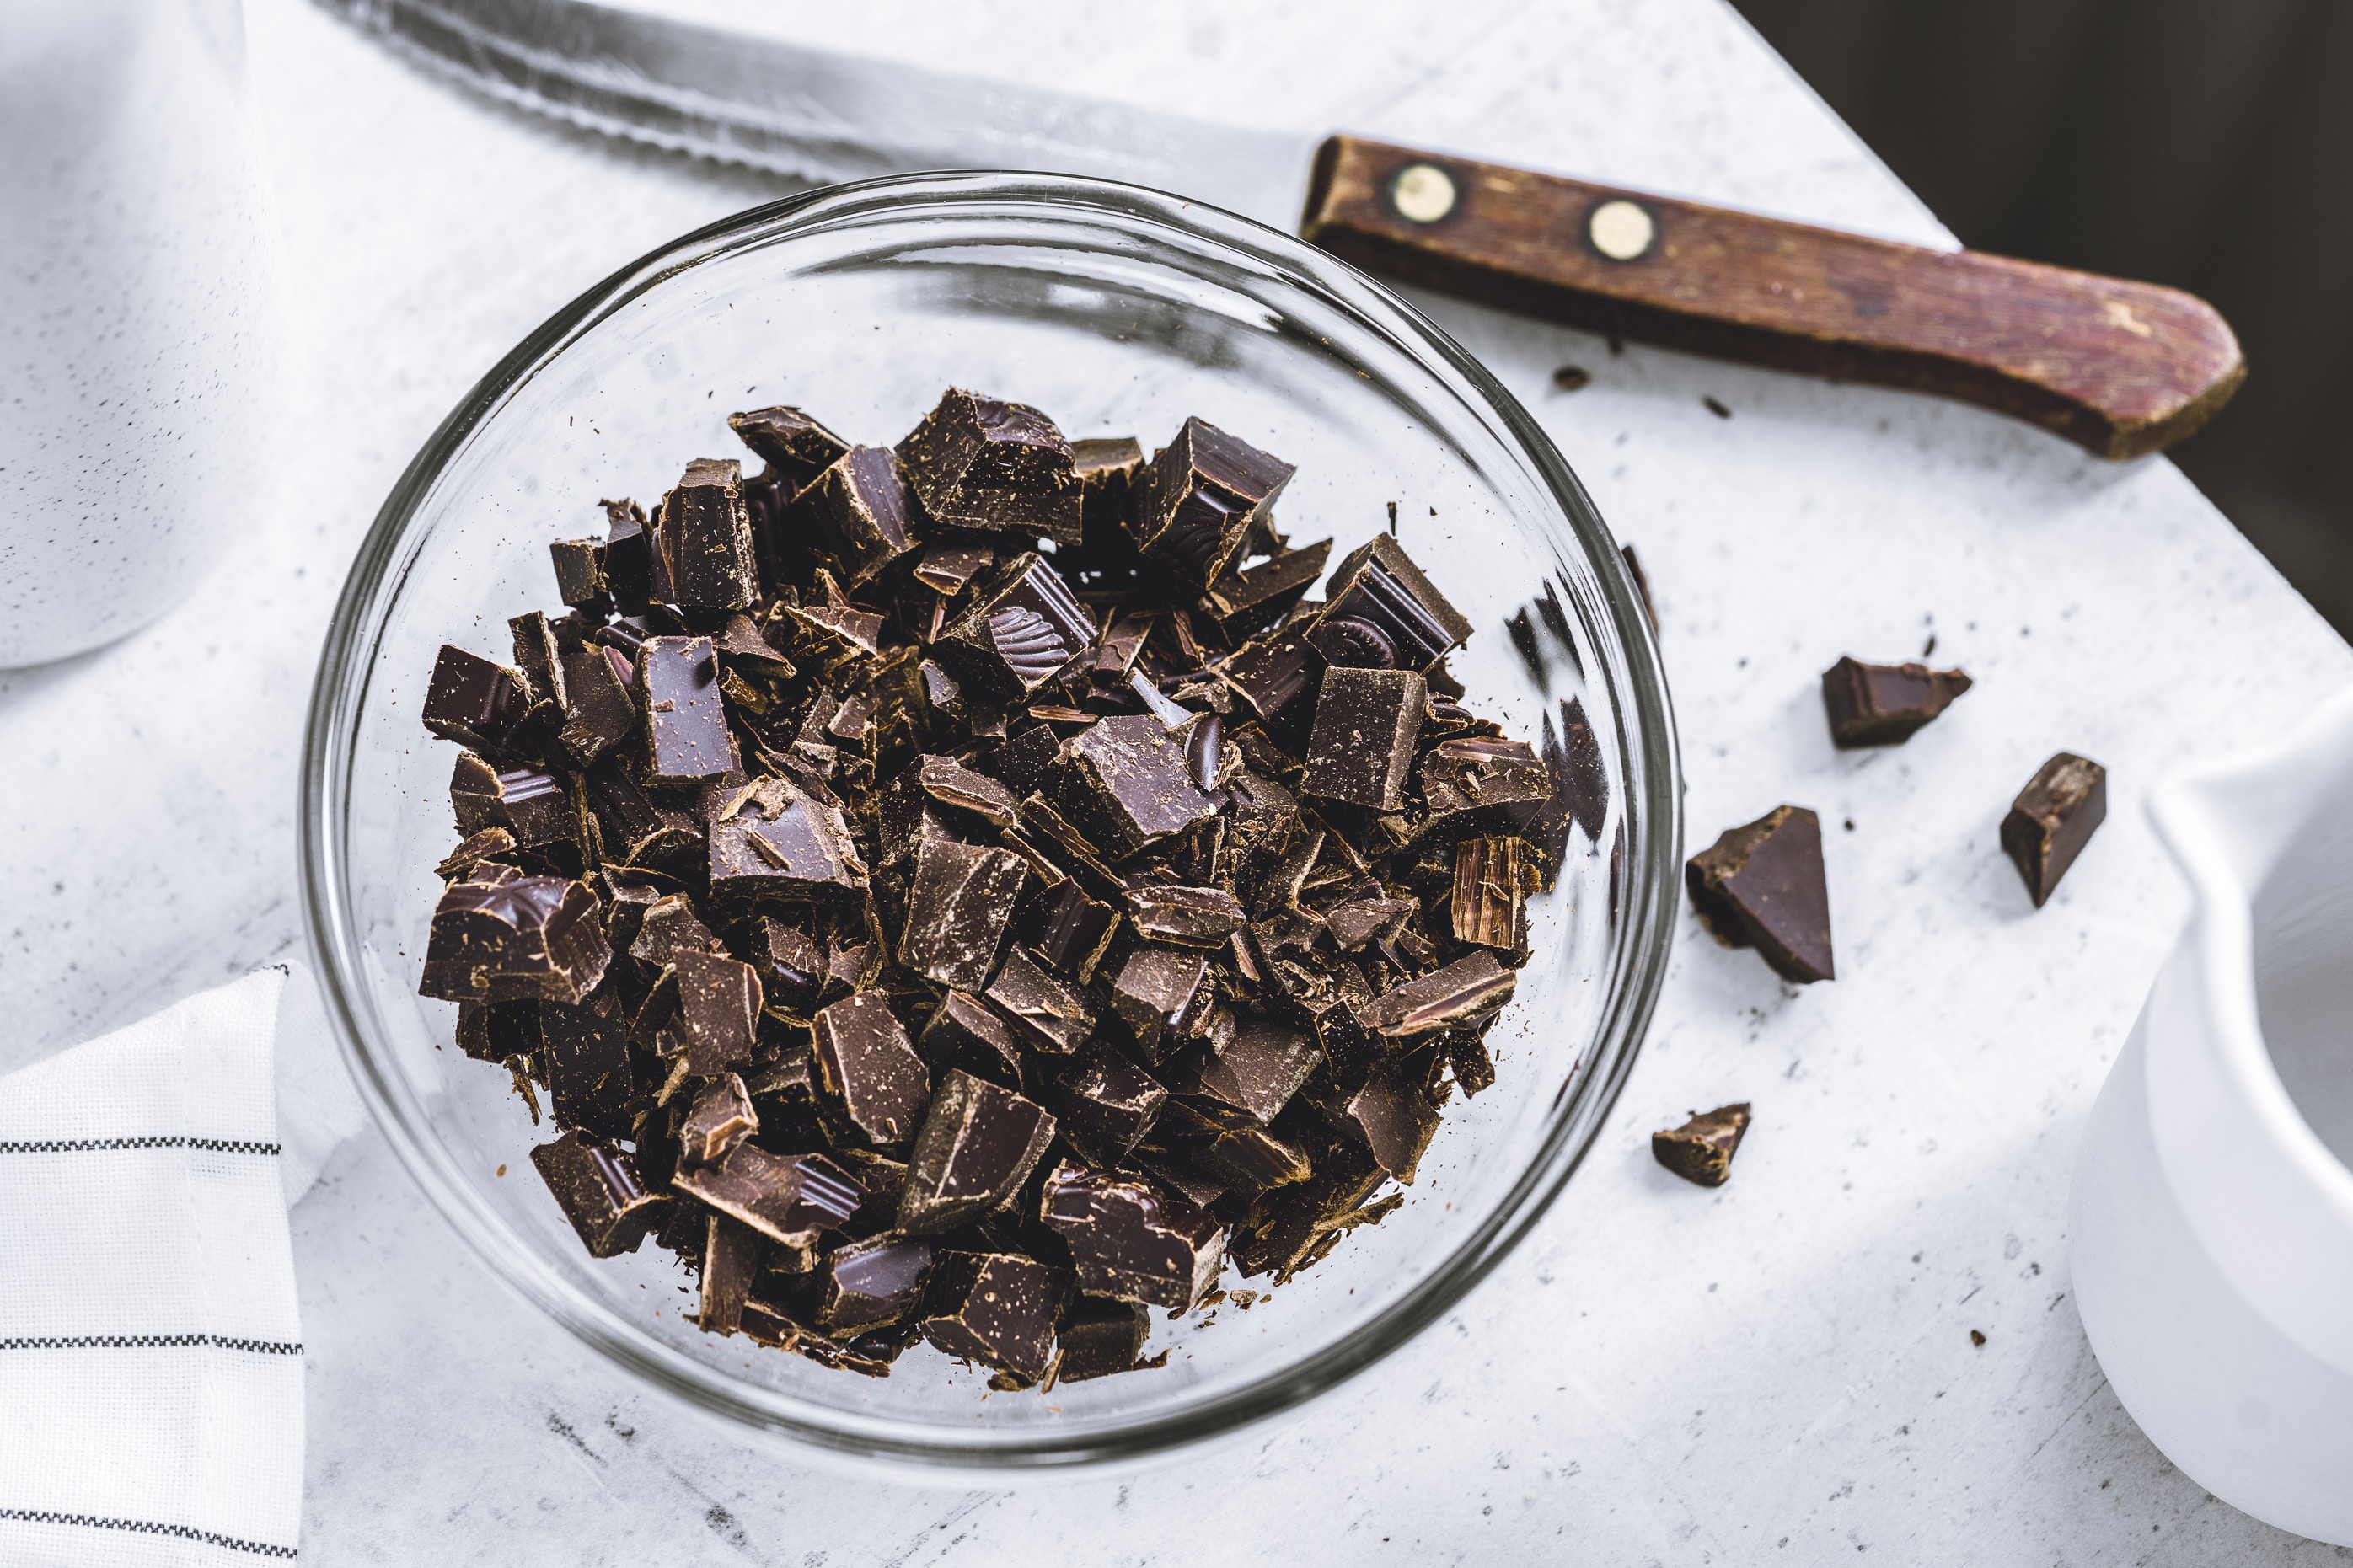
4;0;2348;1560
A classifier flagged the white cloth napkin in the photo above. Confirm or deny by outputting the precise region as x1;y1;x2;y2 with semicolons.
0;965;365;1565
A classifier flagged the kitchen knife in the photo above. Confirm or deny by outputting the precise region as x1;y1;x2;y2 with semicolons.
327;0;2243;458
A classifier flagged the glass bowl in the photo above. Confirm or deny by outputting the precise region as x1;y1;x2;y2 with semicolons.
300;171;1680;1474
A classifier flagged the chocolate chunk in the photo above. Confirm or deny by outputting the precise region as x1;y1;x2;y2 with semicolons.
713;613;794;674
1199;539;1332;642
699;1212;764;1335
1125;885;1246;947
1652;1103;1752;1186
421;875;610;1005
456;998;537;1064
539;990;634;1139
1184;711;1225;793
898;1069;1057;1234
1053;713;1219;858
898;838;1029;990
1013;880;1121;983
1420;737;1551;842
986;721;1067;799
917;1251;1061;1383
708;776;868;900
2001;753;2106;907
1052;1298;1151;1383
984;946;1096;1054
582;759;700;866
1132;418;1294;587
628;893;719;971
788;570;888;655
635;635;740;783
1037;1042;1167;1165
1686;805;1835;982
812;993;931;1147
914;754;1021;826
655;949;763;1078
1316;1058;1439;1182
914;542;995;596
678;1071;759;1166
896;388;1080;542
421;645;530;752
1107;945;1209;1062
508;611;569;714
936;551;1096;701
673;1143;865;1246
1172;1015;1318;1124
1444;1030;1497;1096
656;458;760;610
1451;836;1529;953
1302;666;1427;810
1360;951;1516;1039
1198;1126;1311;1197
1821;656;1973;747
915;992;1025;1088
1215;629;1323;742
805;445;920;586
1070;436;1144;538
555;641;638;764
450;752;572;847
727;404;850;490
598;499;653;614
814;1234;935;1332
549;538;608;610
531;1132;665;1257
1040;1163;1226;1312
1230;1143;1386;1280
437;828;517;882
1304;536;1470;672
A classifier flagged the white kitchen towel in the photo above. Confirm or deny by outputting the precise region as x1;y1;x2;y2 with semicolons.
0;964;364;1565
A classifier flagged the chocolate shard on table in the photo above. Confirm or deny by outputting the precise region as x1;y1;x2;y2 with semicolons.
1451;836;1530;955
1124;884;1246;946
549;537;608;610
531;1132;667;1258
699;1212;764;1335
1301;666;1427;810
1069;436;1144;537
727;404;850;490
897;1069;1057;1234
984;945;1096;1055
1130;417;1294;587
678;1071;759;1167
656;457;761;611
538;989;635;1139
813;1234;935;1332
804;445;920;586
1359;951;1517;1039
708;775;868;900
1052;713;1219;858
1107;945;1210;1062
421;874;610;1005
673;1143;865;1247
1037;1041;1168;1165
1820;656;1973;747
935;551;1096;702
915;991;1026;1089
896;388;1082;543
812;992;931;1148
421;644;531;753
1013;880;1121;983
1303;535;1471;672
2001;752;2106;907
450;752;573;848
1041;1162;1227;1312
1052;1298;1153;1383
1170;1015;1320;1125
917;1250;1062;1384
1421;736;1552;843
1199;538;1332;642
1686;805;1835;983
634;634;741;783
1652;1103;1752;1187
898;838;1030;991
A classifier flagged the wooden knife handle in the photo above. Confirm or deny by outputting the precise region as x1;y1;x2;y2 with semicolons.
1300;135;2244;458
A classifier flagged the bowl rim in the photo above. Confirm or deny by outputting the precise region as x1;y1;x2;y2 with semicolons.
300;168;1683;1472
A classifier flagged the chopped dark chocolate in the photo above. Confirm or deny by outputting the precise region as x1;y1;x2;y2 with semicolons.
812;993;930;1148
749;915;824;1014
1199;539;1332;642
1215;629;1322;742
1653;1103;1751;1186
1132;417;1294;587
1052;1298;1152;1383
699;1212;764;1335
1053;713;1218;858
421;874;610;1005
1360;952;1516;1039
1013;880;1121;983
2001;752;2106;907
549;537;608;610
1198;1126;1311;1197
656;458;760;611
918;1250;1061;1383
599;498;652;613
727;404;850;490
805;445;919;586
678;1071;759;1166
539;990;634;1140
532;1132;665;1257
898;1069;1057;1234
897;388;1080;542
1070;436;1144;538
1107;945;1209;1062
814;1234;935;1332
1171;1015;1318;1124
708;776;867;900
1230;1143;1385;1280
915;992;1026;1088
451;752;572;848
421;644;529;752
1821;656;1973;747
1041;1162;1226;1312
935;551;1096;702
985;946;1096;1055
655;949;763;1078
1315;1057;1440;1182
898;838;1029;991
1037;1042;1167;1165
1421;737;1552;843
1304;535;1470;672
555;640;637;764
633;635;740;784
1125;884;1246;946
1302;666;1427;810
914;542;994;596
1686;805;1835;982
1451;836;1530;954
673;1143;864;1246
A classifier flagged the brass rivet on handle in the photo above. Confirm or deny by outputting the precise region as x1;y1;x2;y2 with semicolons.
1588;199;1656;260
1390;163;1457;225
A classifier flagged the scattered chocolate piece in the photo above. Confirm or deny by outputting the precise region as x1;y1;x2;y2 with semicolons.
1070;436;1144;537
1820;656;1973;747
421;875;610;1005
1041;1162;1227;1311
599;499;652;613
1302;666;1427;810
1305;536;1470;672
656;458;760;611
915;992;1026;1088
812;993;931;1148
1107;945;1209;1062
556;640;638;763
750;916;824;1014
539;990;634;1140
1132;417;1294;586
1421;737;1551;842
1053;1298;1152;1382
2002;752;2106;907
1686;805;1835;983
531;1132;665;1257
436;827;517;882
1451;836;1530;954
897;388;1081;542
1652;1103;1752;1187
1197;1126;1311;1196
898;1070;1057;1234
708;776;867;900
1014;880;1121;983
678;1071;758;1167
918;1251;1061;1383
549;537;608;610
1037;1042;1167;1165
1198;540;1332;642
913;542;994;596
1172;1015;1319;1124
935;551;1096;701
1316;1058;1440;1182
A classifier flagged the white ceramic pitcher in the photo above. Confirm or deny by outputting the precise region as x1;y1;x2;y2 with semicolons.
2072;683;2353;1544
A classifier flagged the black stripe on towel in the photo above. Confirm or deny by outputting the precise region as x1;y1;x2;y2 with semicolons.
0;1334;302;1355
0;1506;297;1558
0;1136;280;1156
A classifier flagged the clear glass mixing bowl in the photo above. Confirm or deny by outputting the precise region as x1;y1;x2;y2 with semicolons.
300;171;1680;1474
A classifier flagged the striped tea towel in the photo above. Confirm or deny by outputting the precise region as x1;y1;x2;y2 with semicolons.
0;964;363;1565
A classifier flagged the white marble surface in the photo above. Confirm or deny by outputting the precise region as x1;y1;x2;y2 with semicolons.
5;0;2350;1560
